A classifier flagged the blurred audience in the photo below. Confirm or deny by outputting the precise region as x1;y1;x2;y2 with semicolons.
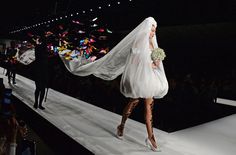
0;79;33;155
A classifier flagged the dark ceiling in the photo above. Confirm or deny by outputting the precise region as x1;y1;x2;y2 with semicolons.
0;0;235;38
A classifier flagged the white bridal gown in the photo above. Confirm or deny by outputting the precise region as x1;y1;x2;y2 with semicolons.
120;48;168;99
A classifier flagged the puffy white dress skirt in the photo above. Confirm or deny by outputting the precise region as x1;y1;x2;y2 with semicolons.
120;49;168;99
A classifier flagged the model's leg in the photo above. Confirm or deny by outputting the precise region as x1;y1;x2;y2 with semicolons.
34;84;40;109
144;98;159;151
12;71;16;84
7;70;11;83
5;68;9;76
38;86;46;110
117;98;139;139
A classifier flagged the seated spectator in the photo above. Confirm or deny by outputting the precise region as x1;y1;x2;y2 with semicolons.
0;84;30;155
0;115;29;155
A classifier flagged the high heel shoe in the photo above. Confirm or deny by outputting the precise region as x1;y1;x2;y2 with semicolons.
145;137;161;152
116;125;124;140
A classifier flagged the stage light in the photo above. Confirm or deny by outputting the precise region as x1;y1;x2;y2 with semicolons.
10;0;136;33
92;17;98;22
106;28;112;33
91;24;98;27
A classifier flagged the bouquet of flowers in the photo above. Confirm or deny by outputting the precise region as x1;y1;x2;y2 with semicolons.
151;47;166;61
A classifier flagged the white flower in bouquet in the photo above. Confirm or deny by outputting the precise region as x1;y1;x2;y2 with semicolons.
151;47;166;61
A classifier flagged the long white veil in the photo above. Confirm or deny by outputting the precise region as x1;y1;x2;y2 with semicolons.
60;17;169;98
59;17;155;80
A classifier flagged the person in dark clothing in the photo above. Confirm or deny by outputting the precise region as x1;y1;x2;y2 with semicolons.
0;78;5;108
33;36;49;110
6;41;18;84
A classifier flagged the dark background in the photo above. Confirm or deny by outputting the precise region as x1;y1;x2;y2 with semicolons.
0;0;236;34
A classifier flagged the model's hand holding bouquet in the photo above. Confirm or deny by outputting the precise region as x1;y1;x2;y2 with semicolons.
151;47;166;68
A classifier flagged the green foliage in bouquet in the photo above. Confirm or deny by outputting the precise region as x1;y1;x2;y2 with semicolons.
151;47;166;61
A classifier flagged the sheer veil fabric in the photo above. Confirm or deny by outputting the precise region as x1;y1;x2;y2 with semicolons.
59;17;168;98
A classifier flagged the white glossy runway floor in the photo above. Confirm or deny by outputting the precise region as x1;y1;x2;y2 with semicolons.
1;67;236;155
